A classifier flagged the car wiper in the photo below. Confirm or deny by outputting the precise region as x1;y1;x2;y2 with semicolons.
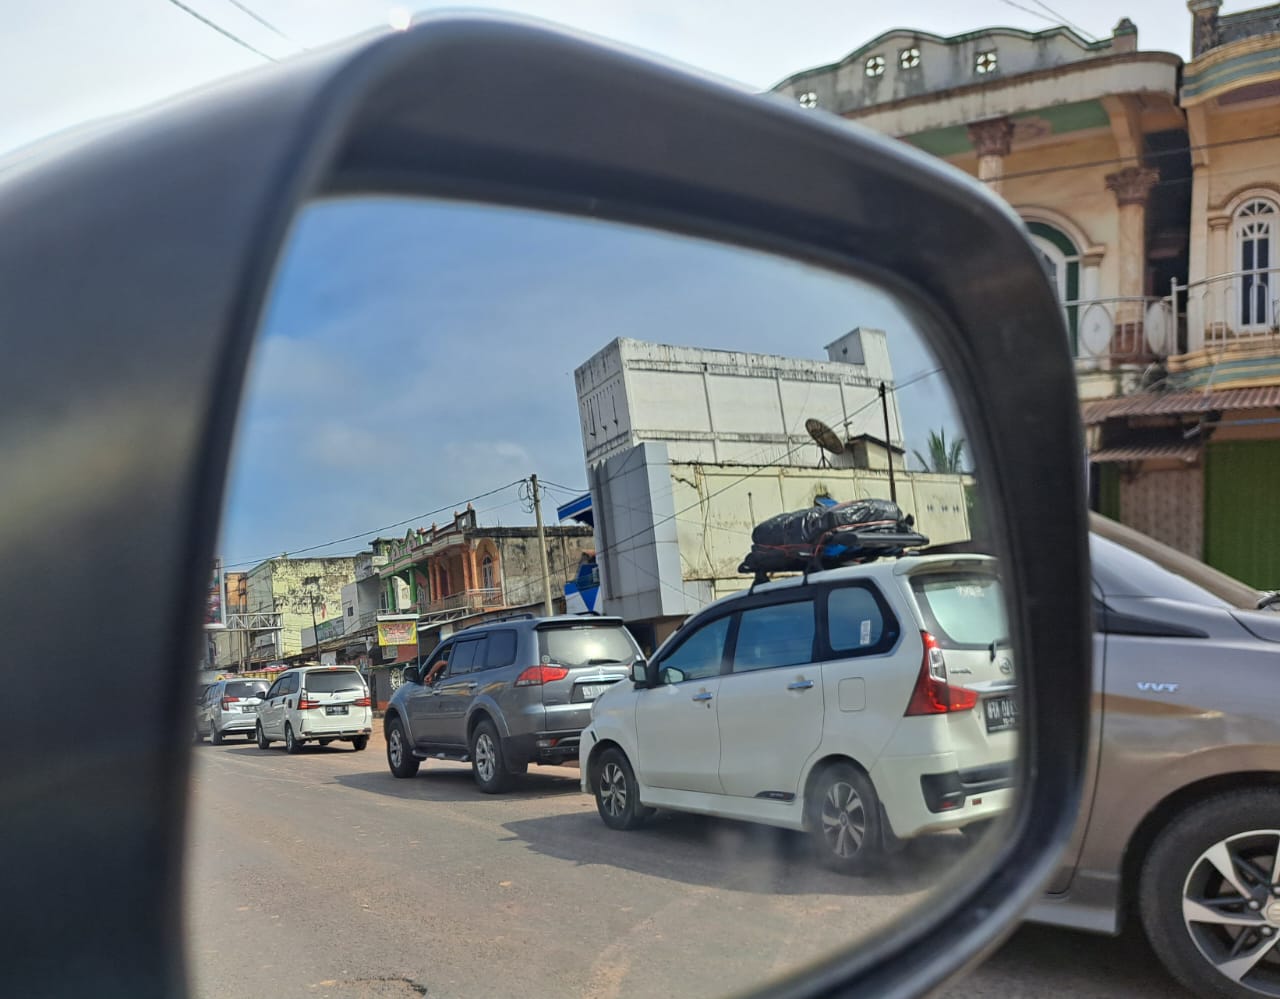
989;637;1011;661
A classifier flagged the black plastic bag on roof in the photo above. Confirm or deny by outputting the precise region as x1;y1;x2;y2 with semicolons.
751;498;905;547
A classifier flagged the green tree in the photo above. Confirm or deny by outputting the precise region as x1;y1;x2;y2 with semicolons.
913;428;966;473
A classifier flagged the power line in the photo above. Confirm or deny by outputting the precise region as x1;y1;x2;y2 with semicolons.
219;0;296;44
161;0;278;61
1031;0;1097;40
223;479;524;569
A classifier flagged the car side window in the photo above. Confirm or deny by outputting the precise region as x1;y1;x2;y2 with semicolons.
449;638;483;675
827;585;890;656
264;680;280;700
731;599;816;673
283;675;298;696
656;615;731;683
484;630;517;669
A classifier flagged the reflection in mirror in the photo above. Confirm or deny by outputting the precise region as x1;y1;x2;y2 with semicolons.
193;197;1017;999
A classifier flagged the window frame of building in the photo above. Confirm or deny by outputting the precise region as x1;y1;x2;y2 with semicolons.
975;50;998;75
797;91;818;108
481;554;496;591
865;54;885;77
899;47;921;70
1233;196;1278;332
1028;222;1081;353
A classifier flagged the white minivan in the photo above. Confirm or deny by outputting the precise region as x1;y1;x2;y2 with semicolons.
255;665;373;754
580;554;1016;872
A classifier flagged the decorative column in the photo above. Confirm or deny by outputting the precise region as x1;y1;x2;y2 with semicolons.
1188;0;1222;57
967;117;1016;195
1106;166;1160;353
1205;212;1232;348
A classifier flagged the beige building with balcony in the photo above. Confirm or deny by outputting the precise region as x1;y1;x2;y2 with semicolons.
775;5;1280;587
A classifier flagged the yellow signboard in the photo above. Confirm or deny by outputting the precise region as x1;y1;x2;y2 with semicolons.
377;618;418;647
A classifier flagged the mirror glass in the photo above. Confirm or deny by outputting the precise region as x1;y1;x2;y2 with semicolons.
193;196;1017;997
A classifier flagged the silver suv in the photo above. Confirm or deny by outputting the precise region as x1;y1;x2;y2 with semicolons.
383;615;642;792
196;677;269;744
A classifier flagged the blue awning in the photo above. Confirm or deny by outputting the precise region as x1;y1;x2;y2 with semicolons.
557;492;593;527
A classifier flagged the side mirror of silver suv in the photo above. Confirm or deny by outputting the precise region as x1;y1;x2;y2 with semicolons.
630;660;649;687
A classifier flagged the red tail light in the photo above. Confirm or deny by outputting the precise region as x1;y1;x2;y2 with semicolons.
220;696;240;709
904;632;978;716
297;696;320;710
514;665;570;687
354;696;371;707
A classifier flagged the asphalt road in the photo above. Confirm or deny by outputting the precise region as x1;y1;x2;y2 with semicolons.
185;729;1190;999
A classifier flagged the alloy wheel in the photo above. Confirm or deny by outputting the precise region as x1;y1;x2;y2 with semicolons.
475;733;496;783
1182;829;1280;995
820;780;867;859
599;761;627;817
389;728;404;768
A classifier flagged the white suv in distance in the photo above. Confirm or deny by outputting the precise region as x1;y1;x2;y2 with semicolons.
580;554;1016;872
196;677;270;744
255;665;373;754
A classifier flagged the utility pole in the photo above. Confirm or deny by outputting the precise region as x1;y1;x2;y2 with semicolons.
530;474;555;616
303;575;321;664
879;382;897;504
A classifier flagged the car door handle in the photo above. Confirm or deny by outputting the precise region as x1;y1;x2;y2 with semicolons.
787;680;814;691
691;691;713;702
465;682;479;689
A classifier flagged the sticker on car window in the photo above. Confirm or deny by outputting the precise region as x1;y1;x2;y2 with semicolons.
860;619;872;646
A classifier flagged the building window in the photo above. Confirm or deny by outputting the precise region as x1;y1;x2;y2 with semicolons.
797;91;818;108
1027;222;1082;353
975;50;998;74
1234;198;1277;330
482;555;495;590
899;47;921;70
865;54;885;77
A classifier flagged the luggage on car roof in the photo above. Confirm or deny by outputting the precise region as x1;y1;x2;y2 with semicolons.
738;498;929;575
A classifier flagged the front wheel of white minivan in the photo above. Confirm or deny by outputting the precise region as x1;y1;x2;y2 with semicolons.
807;762;883;875
594;748;653;831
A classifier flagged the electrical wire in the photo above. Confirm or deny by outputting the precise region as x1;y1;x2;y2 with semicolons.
219;0;297;44
161;0;278;60
222;480;524;569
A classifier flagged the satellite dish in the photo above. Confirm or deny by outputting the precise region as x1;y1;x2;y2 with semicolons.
1145;300;1171;354
1079;303;1112;358
806;418;845;454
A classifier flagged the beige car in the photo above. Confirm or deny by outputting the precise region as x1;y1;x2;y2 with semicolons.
1028;514;1280;999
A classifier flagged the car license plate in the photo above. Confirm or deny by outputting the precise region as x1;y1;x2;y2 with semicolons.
578;684;610;700
984;695;1017;733
324;705;348;716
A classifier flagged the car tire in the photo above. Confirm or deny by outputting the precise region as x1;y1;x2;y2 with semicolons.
806;762;883;874
386;718;419;778
1140;789;1280;999
285;723;303;755
255;722;270;750
351;735;369;752
470;720;511;794
594;748;652;831
209;724;223;746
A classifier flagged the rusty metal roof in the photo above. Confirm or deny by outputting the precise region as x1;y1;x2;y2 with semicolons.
1089;443;1200;464
1081;386;1280;424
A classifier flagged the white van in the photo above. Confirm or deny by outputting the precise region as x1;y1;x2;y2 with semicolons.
255;665;373;754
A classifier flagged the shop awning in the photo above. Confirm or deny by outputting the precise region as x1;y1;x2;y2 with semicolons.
1082;386;1280;424
1089;443;1200;464
557;492;593;527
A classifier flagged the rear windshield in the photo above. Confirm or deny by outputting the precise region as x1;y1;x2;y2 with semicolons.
539;625;638;667
302;670;365;694
911;572;1007;649
224;681;268;699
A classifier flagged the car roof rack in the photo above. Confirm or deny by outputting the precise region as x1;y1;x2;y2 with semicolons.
456;611;537;632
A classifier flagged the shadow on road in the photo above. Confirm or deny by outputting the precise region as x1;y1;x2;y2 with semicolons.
332;765;583;803
501;807;969;897
955;923;1190;998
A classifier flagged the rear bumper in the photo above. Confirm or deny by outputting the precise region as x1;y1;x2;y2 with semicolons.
297;709;373;738
920;762;1015;813
503;730;583;767
217;713;259;733
871;752;1014;839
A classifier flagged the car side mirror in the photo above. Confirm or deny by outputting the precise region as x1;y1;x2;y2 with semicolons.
630;660;648;686
403;665;421;685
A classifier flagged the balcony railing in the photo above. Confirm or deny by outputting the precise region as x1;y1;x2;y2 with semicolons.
1176;267;1280;349
1062;296;1174;366
413;587;505;617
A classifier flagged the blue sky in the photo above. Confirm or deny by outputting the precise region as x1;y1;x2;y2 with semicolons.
219;197;961;566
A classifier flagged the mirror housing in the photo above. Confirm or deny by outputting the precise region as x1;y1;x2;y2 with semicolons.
0;14;1090;999
402;665;421;686
630;660;649;686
